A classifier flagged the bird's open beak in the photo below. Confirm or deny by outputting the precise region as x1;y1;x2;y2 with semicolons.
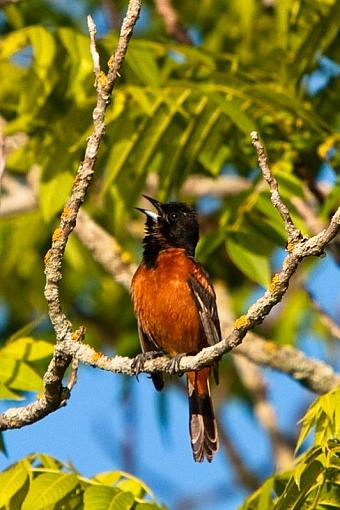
135;195;163;221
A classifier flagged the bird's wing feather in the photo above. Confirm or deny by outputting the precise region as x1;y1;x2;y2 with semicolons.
188;262;221;347
137;320;160;353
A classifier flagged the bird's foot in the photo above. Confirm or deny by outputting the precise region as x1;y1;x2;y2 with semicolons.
166;353;186;377
132;351;164;380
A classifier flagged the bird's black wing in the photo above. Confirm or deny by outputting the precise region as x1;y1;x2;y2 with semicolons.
188;263;221;347
188;262;221;385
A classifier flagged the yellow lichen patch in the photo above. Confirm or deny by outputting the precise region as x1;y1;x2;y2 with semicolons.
97;71;107;88
37;392;45;400
264;341;278;352
234;315;250;330
108;54;115;68
269;274;280;293
91;351;102;363
52;228;63;242
71;331;79;342
73;174;81;187
121;251;132;264
44;249;52;265
61;207;72;220
286;241;294;252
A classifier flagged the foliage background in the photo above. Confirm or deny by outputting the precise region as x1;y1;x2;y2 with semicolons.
0;0;339;509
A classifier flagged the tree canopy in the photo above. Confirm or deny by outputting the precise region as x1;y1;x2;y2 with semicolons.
0;0;339;509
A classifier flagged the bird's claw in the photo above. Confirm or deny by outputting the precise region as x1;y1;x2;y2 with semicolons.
132;351;164;380
166;354;186;376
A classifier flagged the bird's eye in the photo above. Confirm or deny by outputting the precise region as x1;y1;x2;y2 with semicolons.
170;212;178;221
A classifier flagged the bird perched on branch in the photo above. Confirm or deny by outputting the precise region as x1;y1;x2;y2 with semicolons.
130;195;221;462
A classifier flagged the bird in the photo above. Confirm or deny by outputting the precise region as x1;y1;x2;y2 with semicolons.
130;195;221;463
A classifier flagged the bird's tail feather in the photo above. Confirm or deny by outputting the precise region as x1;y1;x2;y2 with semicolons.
187;368;219;463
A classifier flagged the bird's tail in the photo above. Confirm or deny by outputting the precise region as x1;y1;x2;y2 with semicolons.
187;368;219;462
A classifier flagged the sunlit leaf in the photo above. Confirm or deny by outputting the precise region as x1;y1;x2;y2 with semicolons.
83;486;134;510
0;463;28;507
22;473;78;510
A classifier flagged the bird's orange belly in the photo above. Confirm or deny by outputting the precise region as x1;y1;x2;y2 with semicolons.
131;252;203;355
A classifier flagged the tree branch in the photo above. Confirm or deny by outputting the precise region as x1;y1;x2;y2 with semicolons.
75;209;136;288
251;131;303;245
153;0;193;45
146;172;250;198
235;335;340;394
0;1;141;431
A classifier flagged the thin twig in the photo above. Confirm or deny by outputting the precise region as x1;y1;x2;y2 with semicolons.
251;131;303;245
87;15;101;78
67;358;79;392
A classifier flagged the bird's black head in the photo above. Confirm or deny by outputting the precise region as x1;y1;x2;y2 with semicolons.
136;195;199;267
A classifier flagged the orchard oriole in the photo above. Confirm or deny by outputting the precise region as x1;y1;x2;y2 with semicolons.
130;195;220;462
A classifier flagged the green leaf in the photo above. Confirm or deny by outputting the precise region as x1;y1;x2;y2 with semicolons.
22;473;78;510
275;460;324;510
226;231;271;287
257;476;275;509
58;28;94;105
289;0;340;84
83;486;134;510
125;45;161;87
39;169;74;222
117;479;144;498
213;95;256;135
31;453;65;471
2;338;53;361
93;472;122;486
0;382;22;401
274;170;304;200
319;482;340;507
0;356;42;391
296;400;319;453
0;463;28;507
274;290;307;345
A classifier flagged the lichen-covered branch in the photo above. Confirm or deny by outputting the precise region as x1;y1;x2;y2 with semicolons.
235;335;340;395
44;3;141;342
251;131;303;245
0;1;141;431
